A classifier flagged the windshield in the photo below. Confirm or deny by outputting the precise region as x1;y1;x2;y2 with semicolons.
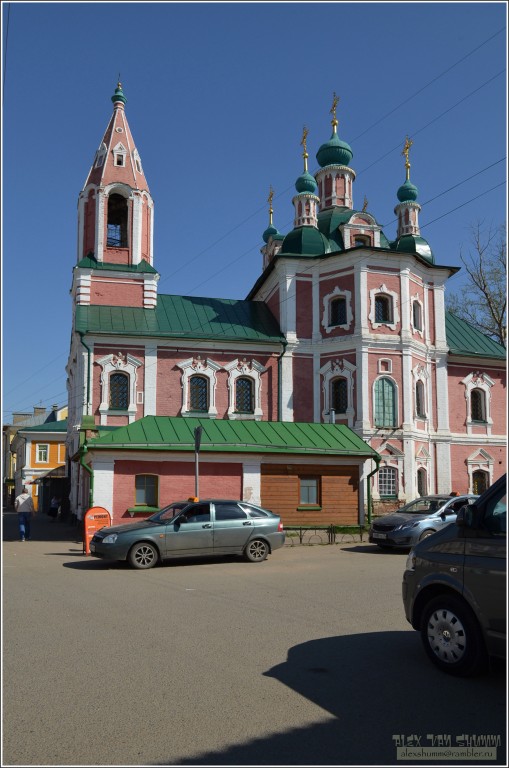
398;497;450;515
147;502;190;523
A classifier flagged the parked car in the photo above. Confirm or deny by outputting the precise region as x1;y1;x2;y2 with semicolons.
368;494;478;549
89;499;285;569
402;474;506;676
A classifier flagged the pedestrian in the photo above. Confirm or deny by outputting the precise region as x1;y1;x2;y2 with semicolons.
14;487;36;541
49;495;60;521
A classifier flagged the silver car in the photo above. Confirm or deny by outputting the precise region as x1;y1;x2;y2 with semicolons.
369;494;478;550
90;499;285;569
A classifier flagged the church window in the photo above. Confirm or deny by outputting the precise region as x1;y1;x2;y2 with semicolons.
330;297;347;326
135;474;158;507
470;389;486;422
374;377;397;428
375;295;393;324
415;380;426;418
109;372;129;410
331;378;348;414
379;466;397;497
354;235;369;247
412;301;422;331
107;194;128;247
189;375;208;412
417;468;427;497
472;470;489;495
235;377;254;413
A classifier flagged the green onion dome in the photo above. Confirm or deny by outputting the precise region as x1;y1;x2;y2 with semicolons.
392;234;434;263
397;179;418;202
316;131;353;168
111;82;127;105
281;227;331;256
262;224;280;244
295;170;318;194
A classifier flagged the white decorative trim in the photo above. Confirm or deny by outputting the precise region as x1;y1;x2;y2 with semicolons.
321;286;353;333
112;142;127;167
412;363;429;421
411;293;424;337
97;352;142;425
369;283;400;330
466;448;494;492
319;358;356;427
224;359;266;420
177;356;220;418
461;371;495;435
377;358;392;374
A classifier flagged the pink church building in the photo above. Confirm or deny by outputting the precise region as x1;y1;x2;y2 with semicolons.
66;84;506;525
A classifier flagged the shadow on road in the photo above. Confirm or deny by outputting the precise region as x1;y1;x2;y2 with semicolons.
2;509;82;544
167;632;506;766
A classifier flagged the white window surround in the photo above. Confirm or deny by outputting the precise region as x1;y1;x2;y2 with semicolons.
411;294;424;337
133;149;143;173
321;286;353;333
373;442;405;500
378;358;392;374
372;375;400;430
461;371;494;434
224;359;266;420
178;357;220;418
369;283;400;330
113;142;127;167
95;142;107;168
97;352;142;425
466;448;494;492
412;363;429;421
320;359;356;427
36;444;49;463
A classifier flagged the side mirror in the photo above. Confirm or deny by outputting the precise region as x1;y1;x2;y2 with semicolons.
456;503;478;529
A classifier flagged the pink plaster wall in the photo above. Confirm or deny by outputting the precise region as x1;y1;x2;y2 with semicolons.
447;364;507;433
367;272;401;335
450;444;506;494
91;345;145;421
112;459;243;522
368;352;403;423
296;279;312;338
84;192;96;256
90;278;144;306
319;272;355;338
292;355;314;422
266;289;280;324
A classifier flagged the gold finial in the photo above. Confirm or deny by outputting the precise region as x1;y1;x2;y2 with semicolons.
330;92;339;131
402;135;413;181
362;196;368;212
267;185;274;226
300;126;309;172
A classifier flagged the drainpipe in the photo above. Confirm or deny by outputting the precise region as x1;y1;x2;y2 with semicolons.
366;456;381;525
80;441;94;509
79;333;91;416
277;340;288;422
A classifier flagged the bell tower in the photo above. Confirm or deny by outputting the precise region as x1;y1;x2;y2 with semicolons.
73;82;158;309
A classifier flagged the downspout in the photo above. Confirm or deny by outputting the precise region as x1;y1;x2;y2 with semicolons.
79;332;92;415
366;455;381;526
277;340;288;422
80;441;94;509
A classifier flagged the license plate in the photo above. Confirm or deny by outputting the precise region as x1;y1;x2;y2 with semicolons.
372;532;387;540
90;543;96;552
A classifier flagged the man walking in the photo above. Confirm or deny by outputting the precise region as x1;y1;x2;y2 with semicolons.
14;487;35;541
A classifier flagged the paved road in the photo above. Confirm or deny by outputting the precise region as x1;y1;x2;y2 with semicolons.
2;510;506;766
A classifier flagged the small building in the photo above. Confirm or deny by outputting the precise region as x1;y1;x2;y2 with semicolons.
11;418;68;512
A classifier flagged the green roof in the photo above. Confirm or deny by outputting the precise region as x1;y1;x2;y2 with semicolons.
445;311;506;359
21;420;68;434
88;416;379;458
76;256;158;274
76;294;284;343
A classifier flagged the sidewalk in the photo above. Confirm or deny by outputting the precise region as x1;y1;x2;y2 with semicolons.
2;506;83;545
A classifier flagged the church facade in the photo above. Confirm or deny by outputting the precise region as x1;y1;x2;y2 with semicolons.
65;84;506;525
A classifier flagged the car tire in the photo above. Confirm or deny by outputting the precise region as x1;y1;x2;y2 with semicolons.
420;595;488;676
419;529;435;541
128;542;159;570
245;538;269;563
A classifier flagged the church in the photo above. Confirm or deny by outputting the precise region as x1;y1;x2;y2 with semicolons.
65;83;506;526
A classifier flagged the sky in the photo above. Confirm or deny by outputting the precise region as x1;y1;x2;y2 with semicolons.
1;1;507;424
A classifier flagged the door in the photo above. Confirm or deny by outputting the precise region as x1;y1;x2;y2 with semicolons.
163;502;213;556
212;502;254;554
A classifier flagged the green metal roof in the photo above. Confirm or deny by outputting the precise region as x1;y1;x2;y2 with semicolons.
21;420;68;434
76;294;284;343
88;416;379;458
76;256;158;274
445;311;506;359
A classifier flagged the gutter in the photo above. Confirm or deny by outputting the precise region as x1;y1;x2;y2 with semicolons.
366;456;381;525
79;440;94;509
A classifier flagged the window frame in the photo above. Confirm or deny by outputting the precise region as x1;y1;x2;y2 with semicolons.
235;376;254;414
299;476;320;507
189;374;209;413
374;377;398;429
109;371;130;410
378;466;397;498
134;474;158;507
36;443;49;464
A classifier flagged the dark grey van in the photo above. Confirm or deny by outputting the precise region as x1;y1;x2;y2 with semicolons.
402;474;506;676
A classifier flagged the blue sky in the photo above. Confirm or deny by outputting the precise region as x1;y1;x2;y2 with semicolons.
2;1;507;423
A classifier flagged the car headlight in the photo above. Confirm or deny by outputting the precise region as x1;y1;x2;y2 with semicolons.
394;521;419;532
102;533;118;544
405;550;416;571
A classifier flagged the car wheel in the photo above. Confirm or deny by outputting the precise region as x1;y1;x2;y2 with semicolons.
420;595;488;676
245;538;269;563
128;542;159;570
419;529;435;541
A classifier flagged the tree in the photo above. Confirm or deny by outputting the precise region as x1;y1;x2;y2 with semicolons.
446;222;507;348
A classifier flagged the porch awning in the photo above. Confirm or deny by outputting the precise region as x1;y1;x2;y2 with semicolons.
32;465;66;484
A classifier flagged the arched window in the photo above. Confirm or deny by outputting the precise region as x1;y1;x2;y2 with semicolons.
330;297;347;326
470;388;486;422
109;373;129;410
375;295;393;324
331;378;348;414
472;470;489;495
374;378;397;428
189;375;208;412
412;301;422;331
107;193;128;247
417;468;427;497
235;377;254;413
415;380;426;418
379;466;397;497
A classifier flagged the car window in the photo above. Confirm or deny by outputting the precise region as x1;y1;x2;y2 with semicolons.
214;503;248;521
448;499;470;513
243;506;270;518
180;503;211;523
483;492;506;535
402;498;448;514
158;503;189;521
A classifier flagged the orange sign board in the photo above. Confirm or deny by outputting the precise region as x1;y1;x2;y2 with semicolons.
84;506;112;555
